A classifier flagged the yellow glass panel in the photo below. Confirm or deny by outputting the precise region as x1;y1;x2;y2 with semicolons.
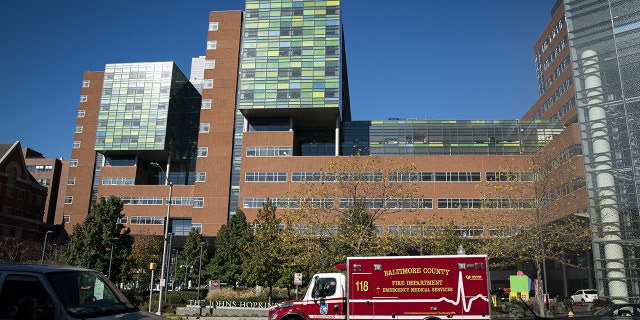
278;83;289;89
313;92;324;98
303;41;314;46
246;3;259;9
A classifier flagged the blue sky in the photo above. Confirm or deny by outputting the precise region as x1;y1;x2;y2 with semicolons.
0;0;556;159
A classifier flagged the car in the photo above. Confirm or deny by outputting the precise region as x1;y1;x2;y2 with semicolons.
571;289;598;304
572;303;640;320
0;263;167;319
593;304;640;317
491;289;510;302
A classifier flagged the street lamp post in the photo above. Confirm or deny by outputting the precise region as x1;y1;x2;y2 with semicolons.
183;257;189;289
151;162;173;315
164;233;174;303
418;222;425;255
149;262;157;313
197;241;206;303
108;237;120;280
41;230;55;264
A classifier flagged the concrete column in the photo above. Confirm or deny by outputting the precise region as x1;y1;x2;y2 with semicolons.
582;49;627;301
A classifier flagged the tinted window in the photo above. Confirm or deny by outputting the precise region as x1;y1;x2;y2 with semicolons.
0;275;54;320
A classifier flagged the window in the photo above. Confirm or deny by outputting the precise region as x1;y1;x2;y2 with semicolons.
437;198;482;209
120;197;163;205
244;29;258;38
130;216;164;225
244;172;287;182
72;141;81;149
16;189;26;200
102;178;135;185
75;125;83;133
197;147;208;157
79;95;87;103
77;110;85;118
209;22;219;31
280;27;302;36
245;9;258;17
242;48;256;58
277;89;301;99
82;80;90;87
246;146;293;157
314;277;338;297
326;25;340;36
27;165;53;172
63;215;70;223
245;172;287;182
325;46;339;56
204;60;215;69
282;7;303;16
325;88;339;98
64;196;73;204
207;40;217;50
0;274;54;320
70;159;78;167
242;69;256;78
201;99;212;109
196;172;206;182
278;68;301;77
199;123;210;133
68;178;75;185
325;66;339;76
193;198;204;208
203;79;213;89
239;90;254;100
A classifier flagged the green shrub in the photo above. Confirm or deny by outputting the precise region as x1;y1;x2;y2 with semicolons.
556;296;573;313
590;299;612;313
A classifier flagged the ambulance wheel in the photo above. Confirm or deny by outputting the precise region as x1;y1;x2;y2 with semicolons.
423;317;442;320
282;315;305;320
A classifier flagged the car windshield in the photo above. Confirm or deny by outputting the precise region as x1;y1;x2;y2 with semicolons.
46;270;136;318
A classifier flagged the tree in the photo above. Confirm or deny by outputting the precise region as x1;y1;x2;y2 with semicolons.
427;221;468;256
289;156;422;264
0;237;26;263
65;196;134;281
128;233;162;287
176;229;208;290
244;199;287;302
474;138;591;316
334;201;379;258
208;210;253;289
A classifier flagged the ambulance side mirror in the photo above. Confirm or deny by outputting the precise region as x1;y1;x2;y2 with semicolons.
311;276;321;299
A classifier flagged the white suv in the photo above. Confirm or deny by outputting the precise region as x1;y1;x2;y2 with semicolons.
571;289;598;304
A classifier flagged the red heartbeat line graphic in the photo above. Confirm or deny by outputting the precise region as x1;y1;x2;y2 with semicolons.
421;271;488;312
